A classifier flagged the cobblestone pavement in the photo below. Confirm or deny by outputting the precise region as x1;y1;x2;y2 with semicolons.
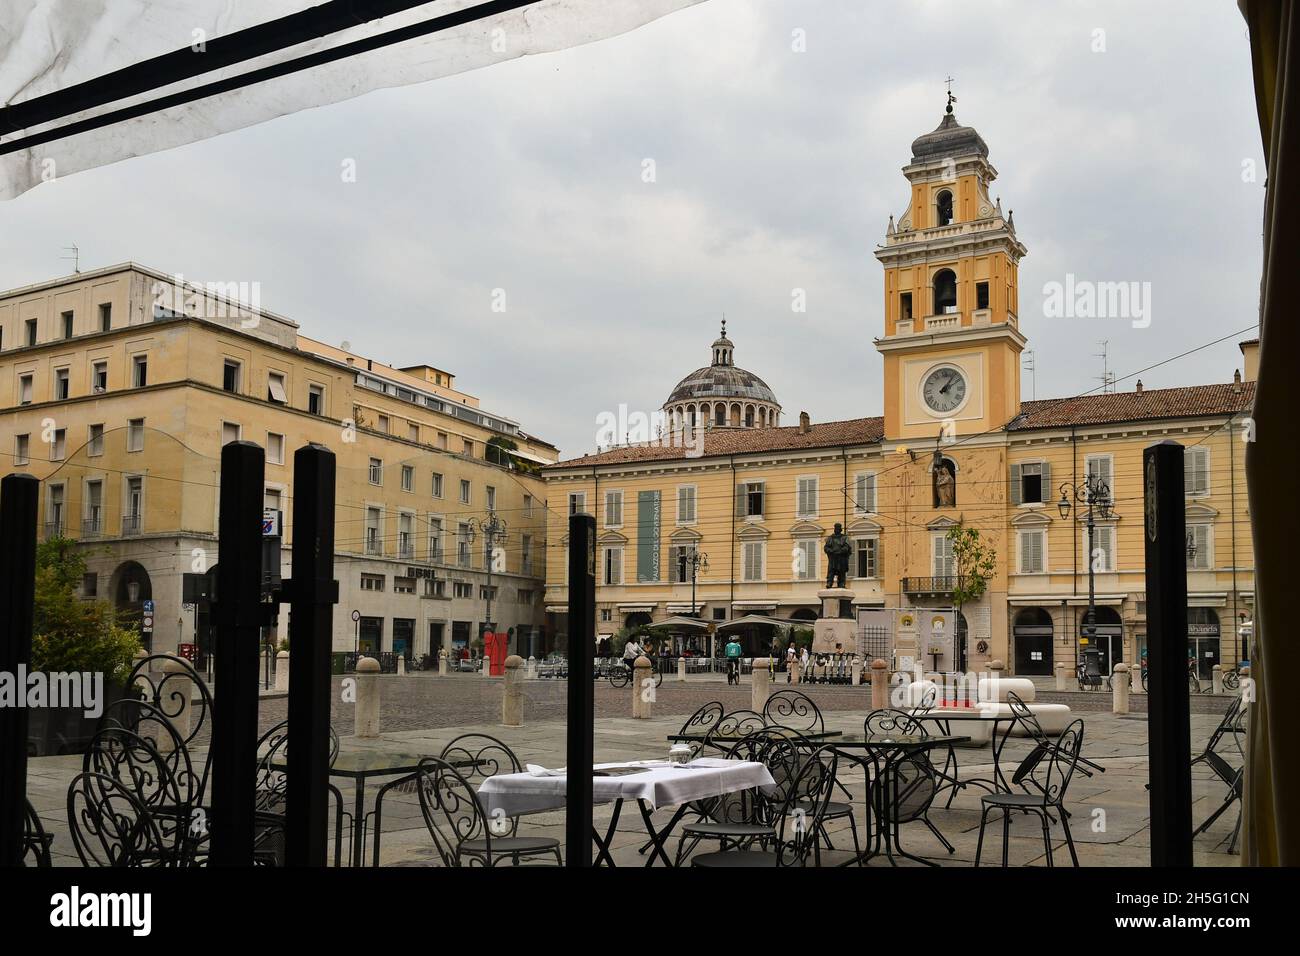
251;672;1233;736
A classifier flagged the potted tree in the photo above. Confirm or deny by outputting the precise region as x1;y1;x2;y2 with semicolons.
26;537;141;756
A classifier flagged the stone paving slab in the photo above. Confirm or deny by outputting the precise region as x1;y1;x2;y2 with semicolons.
23;700;1245;868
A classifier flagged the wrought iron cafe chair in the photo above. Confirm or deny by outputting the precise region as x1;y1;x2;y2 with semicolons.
250;718;352;866
862;709;953;862
414;757;561;867
975;720;1085;867
674;729;804;865
1192;699;1247;853
691;745;840;868
23;798;54;867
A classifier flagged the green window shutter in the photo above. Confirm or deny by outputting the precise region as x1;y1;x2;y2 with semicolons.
1011;462;1023;505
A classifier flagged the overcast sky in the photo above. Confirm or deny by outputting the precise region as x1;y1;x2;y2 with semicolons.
0;0;1264;459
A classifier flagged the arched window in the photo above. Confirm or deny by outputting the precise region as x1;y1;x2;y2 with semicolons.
745;405;755;427
935;189;954;226
714;403;726;426
933;268;957;315
730;404;741;427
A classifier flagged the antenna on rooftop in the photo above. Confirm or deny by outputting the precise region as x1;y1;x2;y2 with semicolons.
1022;349;1036;401
61;243;80;273
1095;341;1116;394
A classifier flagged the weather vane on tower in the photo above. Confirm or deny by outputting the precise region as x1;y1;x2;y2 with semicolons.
945;75;956;114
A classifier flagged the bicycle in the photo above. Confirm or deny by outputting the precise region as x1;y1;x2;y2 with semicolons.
1188;659;1204;695
608;659;663;689
1221;663;1248;691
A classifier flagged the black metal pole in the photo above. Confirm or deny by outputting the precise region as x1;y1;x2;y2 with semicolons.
285;444;338;867
211;441;265;866
1143;440;1192;866
0;474;39;867
565;513;595;867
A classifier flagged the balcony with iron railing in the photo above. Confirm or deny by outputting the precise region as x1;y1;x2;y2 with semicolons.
901;576;957;597
82;514;104;538
364;535;384;556
121;515;142;536
43;519;65;540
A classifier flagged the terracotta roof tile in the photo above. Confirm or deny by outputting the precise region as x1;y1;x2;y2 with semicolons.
1008;382;1254;430
550;382;1253;468
550;417;885;469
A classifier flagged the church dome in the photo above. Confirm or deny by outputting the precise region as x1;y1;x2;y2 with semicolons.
910;105;989;163
663;322;781;429
665;365;780;406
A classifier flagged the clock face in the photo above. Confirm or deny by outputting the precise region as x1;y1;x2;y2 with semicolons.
922;366;967;414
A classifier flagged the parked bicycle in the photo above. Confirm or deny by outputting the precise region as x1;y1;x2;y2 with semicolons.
1221;662;1248;691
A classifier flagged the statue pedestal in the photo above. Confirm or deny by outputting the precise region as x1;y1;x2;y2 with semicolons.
812;588;855;655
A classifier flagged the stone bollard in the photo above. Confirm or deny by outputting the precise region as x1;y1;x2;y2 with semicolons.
275;650;290;692
526;656;538;679
1112;663;1131;714
751;658;772;712
480;655;490;677
851;658;863;687
160;656;193;750
871;659;888;710
1240;666;1252;700
1055;661;1068;692
396;655;406;677
355;656;381;738
788;659;800;684
1211;664;1223;695
677;658;687;682
438;649;449;676
502;655;524;726
632;655;654;719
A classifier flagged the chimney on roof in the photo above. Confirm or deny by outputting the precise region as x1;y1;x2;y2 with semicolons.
1239;339;1259;382
1233;369;1242;394
798;411;811;434
1135;380;1142;394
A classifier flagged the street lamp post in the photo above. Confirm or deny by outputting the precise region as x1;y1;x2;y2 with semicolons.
1058;473;1114;668
688;548;709;655
465;511;508;649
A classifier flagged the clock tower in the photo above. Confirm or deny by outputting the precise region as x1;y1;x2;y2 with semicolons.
874;94;1028;442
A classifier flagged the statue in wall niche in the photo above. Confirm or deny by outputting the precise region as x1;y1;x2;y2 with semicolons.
823;523;852;589
933;457;957;508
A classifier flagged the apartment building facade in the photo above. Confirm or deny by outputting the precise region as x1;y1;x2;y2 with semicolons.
0;263;557;660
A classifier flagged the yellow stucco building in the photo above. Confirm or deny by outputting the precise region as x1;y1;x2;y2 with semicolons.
544;105;1256;677
0;263;557;660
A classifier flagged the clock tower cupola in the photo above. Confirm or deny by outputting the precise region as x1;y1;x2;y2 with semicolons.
874;88;1028;442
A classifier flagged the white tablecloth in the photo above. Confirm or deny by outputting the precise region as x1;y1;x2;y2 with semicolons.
478;758;775;817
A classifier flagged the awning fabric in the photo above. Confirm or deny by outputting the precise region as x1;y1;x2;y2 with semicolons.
0;0;707;200
507;448;554;465
715;614;798;633
1242;0;1300;866
645;616;709;630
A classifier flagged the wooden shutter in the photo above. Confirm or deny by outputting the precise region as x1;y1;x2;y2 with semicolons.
1010;462;1023;505
856;473;876;513
1191;524;1210;568
1040;461;1052;503
1185;447;1209;495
